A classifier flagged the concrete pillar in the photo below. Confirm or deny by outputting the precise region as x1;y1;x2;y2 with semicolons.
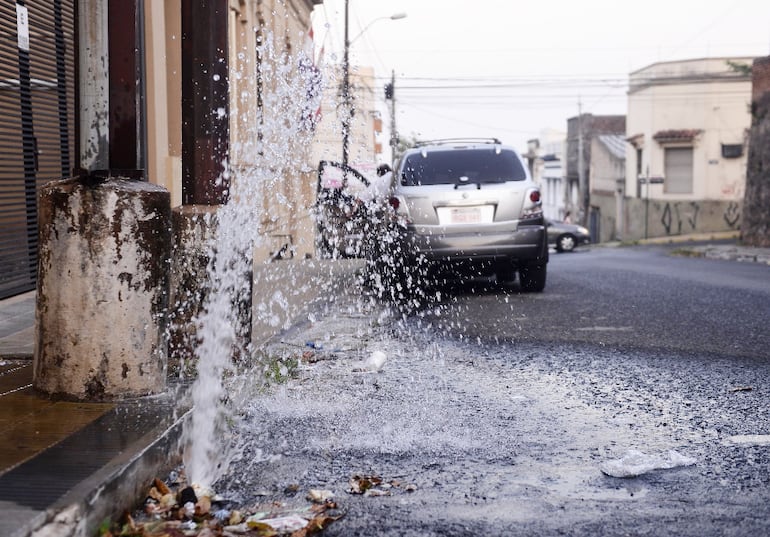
34;177;171;400
168;206;253;373
168;205;218;373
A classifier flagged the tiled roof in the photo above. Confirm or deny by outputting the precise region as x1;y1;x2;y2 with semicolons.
597;134;627;160
652;129;703;143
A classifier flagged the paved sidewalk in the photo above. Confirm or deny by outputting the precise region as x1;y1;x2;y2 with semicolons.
0;258;363;537
0;291;35;358
605;231;770;265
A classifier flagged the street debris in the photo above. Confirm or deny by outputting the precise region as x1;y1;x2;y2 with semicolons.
727;434;770;446
100;473;343;537
600;449;697;478
306;490;334;503
352;351;387;372
347;474;416;496
730;386;753;393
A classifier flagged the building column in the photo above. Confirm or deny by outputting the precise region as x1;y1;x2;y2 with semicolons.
34;0;171;400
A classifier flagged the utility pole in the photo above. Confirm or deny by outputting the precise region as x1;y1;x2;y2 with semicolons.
341;0;350;168
577;99;585;225
341;5;405;170
389;70;396;165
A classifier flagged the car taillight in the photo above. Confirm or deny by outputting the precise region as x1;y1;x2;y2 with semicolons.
522;187;543;220
388;197;400;210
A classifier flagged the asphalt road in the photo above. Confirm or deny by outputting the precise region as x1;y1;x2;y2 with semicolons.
219;244;770;536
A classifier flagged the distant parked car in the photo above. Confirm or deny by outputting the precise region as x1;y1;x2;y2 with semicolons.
546;220;591;252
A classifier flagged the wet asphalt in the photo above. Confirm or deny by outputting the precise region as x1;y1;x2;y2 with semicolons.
215;244;770;536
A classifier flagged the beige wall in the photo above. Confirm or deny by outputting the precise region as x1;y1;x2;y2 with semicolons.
144;0;182;207
625;57;753;203
590;139;624;195
143;0;320;258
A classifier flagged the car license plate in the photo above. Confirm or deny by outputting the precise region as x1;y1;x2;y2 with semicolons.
450;207;481;224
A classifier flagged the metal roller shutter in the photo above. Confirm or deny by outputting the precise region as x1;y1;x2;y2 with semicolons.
0;1;75;299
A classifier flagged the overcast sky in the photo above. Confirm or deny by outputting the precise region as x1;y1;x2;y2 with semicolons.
311;0;770;156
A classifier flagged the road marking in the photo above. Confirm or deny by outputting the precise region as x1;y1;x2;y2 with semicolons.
575;326;633;332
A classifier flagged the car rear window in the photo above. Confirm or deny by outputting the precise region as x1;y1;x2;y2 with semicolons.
400;148;527;186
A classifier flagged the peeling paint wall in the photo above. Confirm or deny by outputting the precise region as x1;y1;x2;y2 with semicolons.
34;178;171;400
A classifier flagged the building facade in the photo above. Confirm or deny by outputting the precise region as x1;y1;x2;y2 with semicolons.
312;64;383;181
623;57;754;240
0;0;324;300
565;114;626;233
589;134;626;242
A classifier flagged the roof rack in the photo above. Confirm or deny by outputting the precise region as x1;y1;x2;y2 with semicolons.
413;137;502;147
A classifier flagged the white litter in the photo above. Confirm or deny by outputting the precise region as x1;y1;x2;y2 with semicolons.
728;434;770;446
600;449;697;478
245;514;308;532
307;489;335;503
353;350;387;372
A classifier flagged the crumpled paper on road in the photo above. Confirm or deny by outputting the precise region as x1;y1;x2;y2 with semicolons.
600;449;696;478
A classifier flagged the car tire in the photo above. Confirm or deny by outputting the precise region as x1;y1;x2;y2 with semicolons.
556;234;577;253
519;263;547;292
496;259;517;284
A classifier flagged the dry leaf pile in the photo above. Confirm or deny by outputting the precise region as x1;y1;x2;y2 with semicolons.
101;476;343;537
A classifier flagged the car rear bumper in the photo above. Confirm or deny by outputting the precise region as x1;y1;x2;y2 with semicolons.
402;223;548;263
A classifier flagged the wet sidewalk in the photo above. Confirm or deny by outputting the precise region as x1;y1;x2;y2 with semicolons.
0;259;363;537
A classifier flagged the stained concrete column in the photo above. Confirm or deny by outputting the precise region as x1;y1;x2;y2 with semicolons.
169;0;251;369
34;177;171;400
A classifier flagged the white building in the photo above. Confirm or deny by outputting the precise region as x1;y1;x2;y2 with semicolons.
623;57;754;239
529;129;567;221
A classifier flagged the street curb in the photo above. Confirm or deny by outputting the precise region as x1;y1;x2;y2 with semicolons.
12;398;191;537
600;230;741;248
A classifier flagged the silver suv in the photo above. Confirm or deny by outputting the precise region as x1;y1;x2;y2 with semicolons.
375;138;548;293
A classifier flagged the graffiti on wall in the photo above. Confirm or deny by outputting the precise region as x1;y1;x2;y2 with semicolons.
723;202;740;228
659;200;741;235
661;202;700;235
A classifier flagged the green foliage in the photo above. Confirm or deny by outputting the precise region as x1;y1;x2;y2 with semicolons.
255;349;299;385
393;132;420;161
726;60;752;76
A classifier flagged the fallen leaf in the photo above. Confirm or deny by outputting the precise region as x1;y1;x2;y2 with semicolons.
160;493;177;509
148;487;163;502
293;512;345;536
154;478;172;496
229;510;243;525
195;495;211;516
348;474;382;494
